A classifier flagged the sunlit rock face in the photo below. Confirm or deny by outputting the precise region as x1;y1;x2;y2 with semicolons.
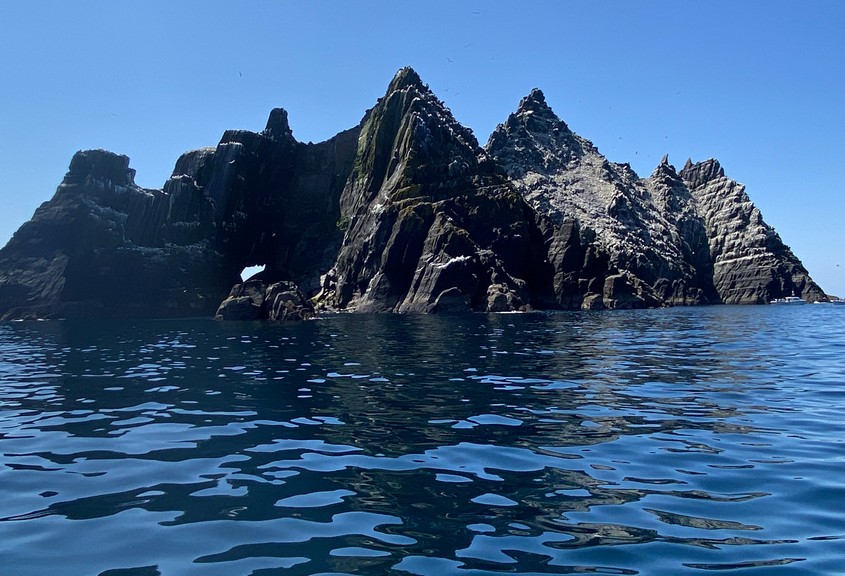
317;67;543;313
487;89;823;308
679;159;823;304
487;89;719;309
0;68;824;320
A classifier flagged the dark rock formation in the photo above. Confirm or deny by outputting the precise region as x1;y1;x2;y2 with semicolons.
0;149;231;319
315;67;543;313
215;279;314;321
0;68;825;319
0;106;359;320
646;156;720;304
172;107;359;294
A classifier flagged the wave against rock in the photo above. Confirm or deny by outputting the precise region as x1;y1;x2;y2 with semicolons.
0;68;824;319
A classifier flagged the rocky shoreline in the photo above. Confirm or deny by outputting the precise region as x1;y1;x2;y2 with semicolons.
0;68;825;320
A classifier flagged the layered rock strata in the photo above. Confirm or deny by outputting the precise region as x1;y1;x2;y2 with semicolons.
487;89;721;309
679;159;819;303
315;68;543;313
0;68;825;319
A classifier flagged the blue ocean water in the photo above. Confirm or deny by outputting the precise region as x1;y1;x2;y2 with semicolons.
1;306;844;575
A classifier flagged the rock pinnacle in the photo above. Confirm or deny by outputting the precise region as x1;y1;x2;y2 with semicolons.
517;88;555;117
387;66;425;94
263;108;294;141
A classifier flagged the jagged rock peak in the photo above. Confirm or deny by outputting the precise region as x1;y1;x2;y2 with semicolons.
486;87;587;179
337;65;484;219
263;108;295;141
517;88;555;117
680;158;725;189
0;67;826;321
651;154;678;179
511;87;569;132
66;149;137;187
387;66;427;95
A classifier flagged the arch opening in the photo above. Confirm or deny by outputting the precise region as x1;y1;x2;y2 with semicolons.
240;264;266;282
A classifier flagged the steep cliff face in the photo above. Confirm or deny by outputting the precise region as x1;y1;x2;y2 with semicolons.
645;156;719;304
487;89;716;309
319;68;544;313
0;67;825;319
0;150;230;319
679;159;824;303
179;108;359;293
0;109;359;320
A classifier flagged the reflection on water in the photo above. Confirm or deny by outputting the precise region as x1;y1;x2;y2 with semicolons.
1;306;844;575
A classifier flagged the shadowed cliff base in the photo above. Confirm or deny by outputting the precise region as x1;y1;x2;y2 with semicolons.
0;68;825;320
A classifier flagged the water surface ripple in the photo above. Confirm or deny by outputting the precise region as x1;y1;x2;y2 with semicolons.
1;306;844;575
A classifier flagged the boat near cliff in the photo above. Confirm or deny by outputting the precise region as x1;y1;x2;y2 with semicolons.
770;296;806;305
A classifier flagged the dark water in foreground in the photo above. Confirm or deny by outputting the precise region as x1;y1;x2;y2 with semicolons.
1;306;844;575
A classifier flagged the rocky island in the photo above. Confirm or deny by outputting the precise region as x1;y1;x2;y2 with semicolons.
0;68;824;320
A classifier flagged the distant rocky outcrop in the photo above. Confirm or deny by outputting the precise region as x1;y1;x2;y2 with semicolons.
0;67;825;320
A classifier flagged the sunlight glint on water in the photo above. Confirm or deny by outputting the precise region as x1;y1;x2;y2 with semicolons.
1;306;844;575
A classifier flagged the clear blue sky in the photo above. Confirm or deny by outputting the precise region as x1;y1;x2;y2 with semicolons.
2;1;843;295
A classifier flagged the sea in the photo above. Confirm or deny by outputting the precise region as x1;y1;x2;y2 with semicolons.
1;305;843;575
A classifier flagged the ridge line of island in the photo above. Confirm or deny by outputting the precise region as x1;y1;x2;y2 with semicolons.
0;67;832;321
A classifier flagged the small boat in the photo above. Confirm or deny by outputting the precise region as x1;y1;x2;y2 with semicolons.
831;298;845;305
770;296;805;305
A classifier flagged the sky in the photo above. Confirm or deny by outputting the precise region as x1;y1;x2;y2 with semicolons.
1;1;843;295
